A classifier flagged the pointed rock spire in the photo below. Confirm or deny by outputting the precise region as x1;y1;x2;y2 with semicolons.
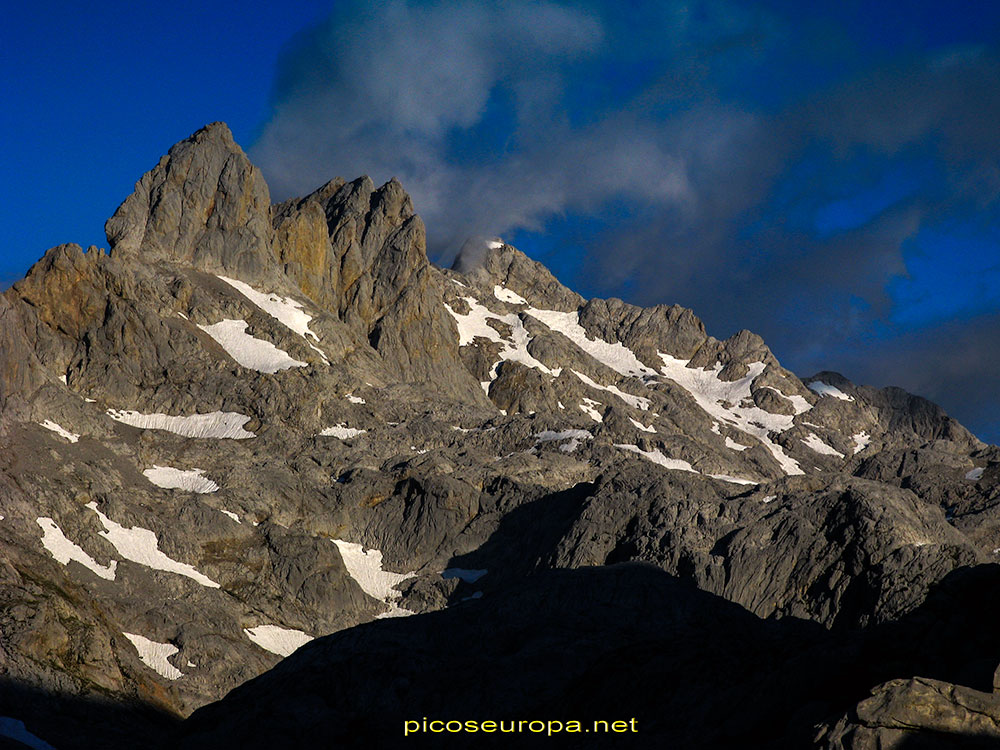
104;122;275;278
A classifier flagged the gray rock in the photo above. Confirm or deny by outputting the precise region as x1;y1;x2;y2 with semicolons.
105;122;275;280
2;121;999;748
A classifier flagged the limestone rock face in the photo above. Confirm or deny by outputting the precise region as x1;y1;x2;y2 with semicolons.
2;122;1000;749
819;677;1000;749
105;122;275;279
0;292;44;413
272;176;485;399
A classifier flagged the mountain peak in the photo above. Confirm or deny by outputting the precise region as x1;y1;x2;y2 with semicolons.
104;122;273;278
186;121;236;146
3;122;999;750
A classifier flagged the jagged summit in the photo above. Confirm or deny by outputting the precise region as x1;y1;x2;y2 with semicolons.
104;121;272;278
1;123;999;749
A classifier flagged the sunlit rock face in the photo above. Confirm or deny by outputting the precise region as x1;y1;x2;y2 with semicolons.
1;122;997;750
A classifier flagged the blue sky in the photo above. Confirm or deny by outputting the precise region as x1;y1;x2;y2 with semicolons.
3;1;1000;443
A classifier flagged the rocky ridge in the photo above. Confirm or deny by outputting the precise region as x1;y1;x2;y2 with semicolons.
0;123;998;748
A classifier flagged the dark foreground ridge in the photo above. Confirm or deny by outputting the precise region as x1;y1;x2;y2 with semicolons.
1;122;999;748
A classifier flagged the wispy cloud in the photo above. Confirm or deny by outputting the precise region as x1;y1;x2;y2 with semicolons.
251;0;770;256
252;0;1000;441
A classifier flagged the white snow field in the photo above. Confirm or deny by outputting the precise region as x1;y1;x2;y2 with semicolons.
614;444;697;473
656;354;805;475
614;444;758;485
852;431;871;454
122;632;183;680
808;381;854;401
319;424;367;439
142;466;219;493
448;289;817;476
579;398;603;422
217;275;329;363
243;625;314;657
107;410;256;439
86;502;219;588
802;433;845;458
36;517;117;580
573;370;651;410
445;296;561;388
525;307;657;377
198;319;307;373
630;417;656;433
39;420;80;443
331;539;416;616
493;285;527;305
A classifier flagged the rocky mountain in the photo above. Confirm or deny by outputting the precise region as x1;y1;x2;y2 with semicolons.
1;122;999;749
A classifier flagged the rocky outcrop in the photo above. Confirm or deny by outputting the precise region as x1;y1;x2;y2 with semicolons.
543;474;980;629
818;676;1000;749
0;294;44;414
2;121;999;749
274;176;483;398
105;123;274;280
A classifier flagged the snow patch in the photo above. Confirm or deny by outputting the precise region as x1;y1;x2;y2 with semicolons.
629;417;656;433
0;717;57;750
198;319;307;373
760;385;812;414
762;495;777;504
493;285;527;305
218;277;318;340
852;431;871;454
725;436;748;451
808;381;854;401
966;467;985;481
218;276;329;363
142;466;219;494
579;398;603;422
526;308;656;377
802;433;845;458
220;509;241;523
122;632;183;680
86;503;219;588
345;394;366;404
444;296;560;385
708;474;759;485
107;410;255;439
656;353;804;475
442;568;488;583
614;444;697;473
243;625;313;657
39;420;80;443
319;424;367;439
573;370;651;410
332;540;416;615
615;445;757;485
535;429;591;453
36;518;117;581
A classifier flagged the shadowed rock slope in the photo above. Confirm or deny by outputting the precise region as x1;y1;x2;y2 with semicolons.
1;122;999;748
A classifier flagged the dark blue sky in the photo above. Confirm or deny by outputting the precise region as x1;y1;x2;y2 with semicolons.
4;1;1000;443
